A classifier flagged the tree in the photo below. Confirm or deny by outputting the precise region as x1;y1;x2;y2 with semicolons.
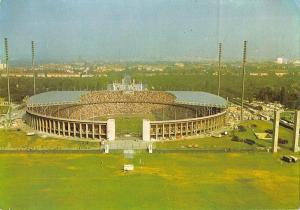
280;86;287;105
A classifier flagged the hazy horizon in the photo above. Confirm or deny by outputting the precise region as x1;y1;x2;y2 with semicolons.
0;0;299;63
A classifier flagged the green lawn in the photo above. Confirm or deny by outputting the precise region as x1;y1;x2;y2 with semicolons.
0;120;299;209
0;129;100;150
0;152;299;210
281;111;294;123
156;120;295;151
0;120;295;152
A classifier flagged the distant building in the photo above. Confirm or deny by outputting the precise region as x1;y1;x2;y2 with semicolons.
0;60;6;70
175;62;184;68
107;75;147;91
293;60;300;66
276;57;288;64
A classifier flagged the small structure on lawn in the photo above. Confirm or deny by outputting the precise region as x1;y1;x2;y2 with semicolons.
104;144;109;154
123;164;134;171
148;144;153;153
254;132;272;140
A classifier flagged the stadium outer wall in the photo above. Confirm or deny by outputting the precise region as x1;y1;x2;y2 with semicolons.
142;110;226;141
25;91;227;141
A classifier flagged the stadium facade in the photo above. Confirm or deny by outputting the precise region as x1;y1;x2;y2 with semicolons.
26;90;227;141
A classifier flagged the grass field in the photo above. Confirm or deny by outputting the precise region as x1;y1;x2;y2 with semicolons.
0;120;299;209
0;129;100;150
281;111;294;123
0;152;299;210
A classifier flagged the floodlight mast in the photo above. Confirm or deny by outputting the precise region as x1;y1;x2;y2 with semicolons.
217;42;222;96
4;38;10;105
32;41;36;95
241;40;247;121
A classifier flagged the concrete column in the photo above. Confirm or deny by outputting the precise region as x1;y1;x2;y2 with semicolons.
142;119;151;141
79;123;82;138
293;110;300;152
39;118;42;131
32;117;35;129
162;124;165;139
92;123;95;139
155;124;158;140
62;121;66;136
53;120;56;134
34;117;37;130
191;122;194;135
186;122;188;135
37;118;40;131
213;118;216;129
107;119;115;141
42;119;45;132
85;124;89;139
36;118;38;131
45;120;48;133
40;119;43;132
68;122;71;137
58;121;61;135
174;123;177;138
200;120;202;134
43;119;46;132
168;124;171;138
272;110;280;153
99;124;102;140
180;123;183;137
73;123;76;137
49;120;52;134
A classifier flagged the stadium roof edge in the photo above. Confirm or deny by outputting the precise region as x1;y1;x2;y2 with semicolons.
27;91;228;108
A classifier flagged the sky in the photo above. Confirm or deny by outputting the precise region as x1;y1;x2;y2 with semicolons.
0;0;299;63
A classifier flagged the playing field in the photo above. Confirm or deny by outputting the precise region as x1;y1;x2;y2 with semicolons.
0;152;299;210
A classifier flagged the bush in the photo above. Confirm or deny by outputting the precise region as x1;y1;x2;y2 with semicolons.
265;129;273;134
279;138;288;145
232;135;242;142
238;125;247;132
244;139;256;145
251;124;257;128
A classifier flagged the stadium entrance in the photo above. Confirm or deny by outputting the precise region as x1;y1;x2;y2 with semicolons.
113;113;157;140
115;115;143;139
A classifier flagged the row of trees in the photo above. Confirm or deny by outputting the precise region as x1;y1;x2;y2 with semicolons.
256;85;300;108
0;71;299;108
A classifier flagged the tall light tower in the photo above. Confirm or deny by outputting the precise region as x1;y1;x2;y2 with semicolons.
241;40;247;121
217;42;222;96
4;38;10;105
32;41;36;95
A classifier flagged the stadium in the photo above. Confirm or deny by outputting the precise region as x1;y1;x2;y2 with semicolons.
25;87;228;141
